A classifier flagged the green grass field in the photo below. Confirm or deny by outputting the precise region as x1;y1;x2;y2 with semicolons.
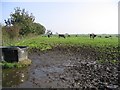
10;35;118;50
8;35;117;62
2;34;119;67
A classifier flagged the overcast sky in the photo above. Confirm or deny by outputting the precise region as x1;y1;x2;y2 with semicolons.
1;0;119;34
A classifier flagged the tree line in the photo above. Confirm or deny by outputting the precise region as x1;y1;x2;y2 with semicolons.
2;7;46;40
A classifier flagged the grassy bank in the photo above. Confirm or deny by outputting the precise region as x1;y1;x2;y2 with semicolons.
1;59;32;69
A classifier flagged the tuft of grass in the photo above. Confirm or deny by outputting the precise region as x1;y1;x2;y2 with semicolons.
97;59;119;64
1;59;32;69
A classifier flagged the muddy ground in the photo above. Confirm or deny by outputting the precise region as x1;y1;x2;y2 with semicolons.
14;48;119;89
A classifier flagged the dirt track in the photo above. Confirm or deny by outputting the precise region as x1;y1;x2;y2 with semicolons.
15;48;119;89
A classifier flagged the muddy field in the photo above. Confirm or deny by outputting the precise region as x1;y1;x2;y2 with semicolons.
4;47;116;89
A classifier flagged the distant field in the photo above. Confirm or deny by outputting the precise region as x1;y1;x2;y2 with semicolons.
11;34;118;50
8;34;118;62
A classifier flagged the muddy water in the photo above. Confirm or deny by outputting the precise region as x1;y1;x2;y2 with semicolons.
2;67;29;87
2;50;119;89
3;50;80;88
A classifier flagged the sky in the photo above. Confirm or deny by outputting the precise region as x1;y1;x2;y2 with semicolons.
1;0;119;34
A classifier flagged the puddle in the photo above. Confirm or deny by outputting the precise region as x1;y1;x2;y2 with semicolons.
41;66;64;73
2;50;119;88
33;69;47;77
33;66;64;78
2;67;29;87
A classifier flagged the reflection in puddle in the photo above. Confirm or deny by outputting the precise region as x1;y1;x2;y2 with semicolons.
2;67;29;87
34;69;47;77
33;66;64;78
42;66;64;73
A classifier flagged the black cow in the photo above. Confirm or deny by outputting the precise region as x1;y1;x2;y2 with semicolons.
47;32;52;38
58;34;65;38
90;33;97;39
98;36;102;38
48;34;50;38
75;35;78;37
105;36;109;38
67;35;70;37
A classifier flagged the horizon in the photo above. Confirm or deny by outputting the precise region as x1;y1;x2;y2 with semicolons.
1;0;119;34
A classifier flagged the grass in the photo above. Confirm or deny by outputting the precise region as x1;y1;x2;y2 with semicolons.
9;35;118;50
1;59;32;69
96;59;119;64
3;34;119;64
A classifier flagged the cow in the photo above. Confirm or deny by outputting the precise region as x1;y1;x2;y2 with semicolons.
58;34;65;38
90;33;97;39
67;35;70;37
47;32;52;38
75;35;78;37
98;35;102;38
109;35;112;38
105;36;109;38
48;34;50;38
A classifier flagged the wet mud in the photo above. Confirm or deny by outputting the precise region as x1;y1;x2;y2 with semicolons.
3;48;119;89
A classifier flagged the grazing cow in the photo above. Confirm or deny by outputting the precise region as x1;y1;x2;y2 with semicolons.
90;33;97;39
58;34;65;38
109;35;112;38
75;35;78;37
48;34;50;38
98;36;102;38
47;32;52;38
67;35;70;37
105;36;109;38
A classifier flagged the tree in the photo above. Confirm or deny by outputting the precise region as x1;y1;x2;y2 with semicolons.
9;7;35;35
4;7;46;36
32;23;46;35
